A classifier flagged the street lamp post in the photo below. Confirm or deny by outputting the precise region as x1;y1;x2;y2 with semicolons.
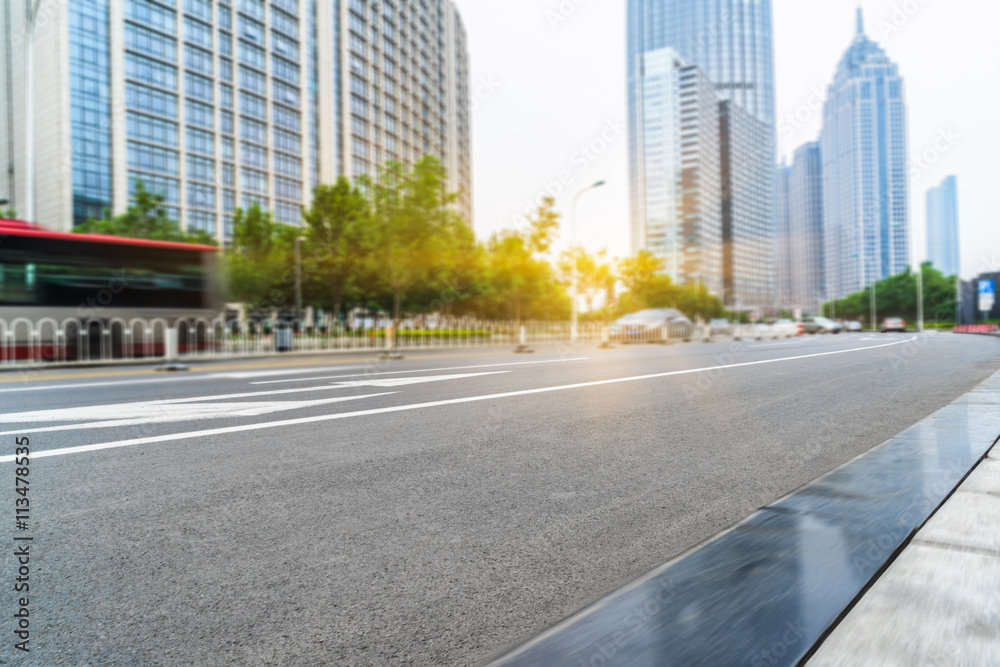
294;236;305;328
569;180;605;344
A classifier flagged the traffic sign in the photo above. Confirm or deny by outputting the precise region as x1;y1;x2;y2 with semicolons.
979;280;995;313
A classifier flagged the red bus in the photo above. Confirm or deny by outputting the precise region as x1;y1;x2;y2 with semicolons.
0;219;223;361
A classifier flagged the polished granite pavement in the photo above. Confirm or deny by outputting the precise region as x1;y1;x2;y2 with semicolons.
808;430;1000;666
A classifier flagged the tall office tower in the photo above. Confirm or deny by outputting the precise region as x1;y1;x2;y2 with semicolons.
776;163;792;309
926;175;959;277
720;100;774;311
0;0;472;239
635;48;722;295
627;0;777;256
821;8;909;300
787;142;825;313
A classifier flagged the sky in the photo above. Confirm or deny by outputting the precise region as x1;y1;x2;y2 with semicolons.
452;0;1000;280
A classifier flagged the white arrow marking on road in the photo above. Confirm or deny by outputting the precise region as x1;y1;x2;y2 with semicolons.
328;372;510;388
0;372;508;436
0;394;399;435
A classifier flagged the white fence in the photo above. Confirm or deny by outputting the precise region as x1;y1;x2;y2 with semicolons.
0;317;793;368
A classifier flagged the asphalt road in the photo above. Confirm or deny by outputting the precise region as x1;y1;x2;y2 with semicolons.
1;332;999;666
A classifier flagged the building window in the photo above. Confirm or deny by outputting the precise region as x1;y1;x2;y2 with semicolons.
186;100;214;129
125;23;177;63
241;168;268;194
184;17;212;48
185;72;213;102
125;53;178;91
241;142;268;169
127;112;179;147
127;142;179;175
186;127;215;156
126;82;178;119
129;172;180;205
125;0;176;35
187;155;215;183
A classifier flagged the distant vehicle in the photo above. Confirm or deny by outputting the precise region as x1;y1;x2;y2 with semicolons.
610;308;693;343
803;316;843;334
882;318;907;333
0;218;222;360
772;319;801;338
844;321;863;333
709;319;733;336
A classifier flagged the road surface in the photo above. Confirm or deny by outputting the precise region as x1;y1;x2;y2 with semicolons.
1;332;998;665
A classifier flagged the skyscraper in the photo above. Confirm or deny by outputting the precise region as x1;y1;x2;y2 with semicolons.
635;48;722;294
720;100;774;311
776;163;792;310
627;0;777;311
0;0;472;239
786;142;825;313
926;175;960;277
821;9;909;300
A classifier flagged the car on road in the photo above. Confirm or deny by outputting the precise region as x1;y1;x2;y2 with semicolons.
709;319;733;337
772;319;802;338
803;316;843;334
882;317;907;333
843;320;863;333
610;309;693;343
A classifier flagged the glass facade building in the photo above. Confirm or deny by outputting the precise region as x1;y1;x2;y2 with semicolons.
720;100;774;311
821;9;909;300
0;0;472;239
778;142;825;313
627;0;776;311
926;175;959;278
635;49;723;295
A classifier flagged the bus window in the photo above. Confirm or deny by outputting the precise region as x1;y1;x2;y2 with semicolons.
0;263;38;303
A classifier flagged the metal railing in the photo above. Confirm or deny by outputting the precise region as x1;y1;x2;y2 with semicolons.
0;316;797;368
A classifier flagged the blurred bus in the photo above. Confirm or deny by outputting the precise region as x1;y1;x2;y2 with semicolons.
0;219;222;360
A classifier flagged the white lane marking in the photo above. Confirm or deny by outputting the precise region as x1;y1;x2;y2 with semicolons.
0;394;398;435
0;338;917;463
0;372;506;432
251;357;590;385
0;364;367;393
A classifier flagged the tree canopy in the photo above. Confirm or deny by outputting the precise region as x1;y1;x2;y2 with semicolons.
823;263;958;324
75;181;216;246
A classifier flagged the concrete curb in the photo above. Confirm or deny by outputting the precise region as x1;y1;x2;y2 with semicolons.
486;371;1000;667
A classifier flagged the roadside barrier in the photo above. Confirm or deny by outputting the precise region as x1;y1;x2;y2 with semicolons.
0;317;798;368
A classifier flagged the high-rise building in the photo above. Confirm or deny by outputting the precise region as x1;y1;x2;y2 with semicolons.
627;0;777;311
776;163;792;309
786;142;825;313
0;0;472;240
821;9;909;300
720;100;774;311
634;48;722;295
926;175;959;277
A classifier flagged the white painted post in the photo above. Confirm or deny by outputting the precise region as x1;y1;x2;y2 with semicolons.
520;325;527;348
165;327;179;361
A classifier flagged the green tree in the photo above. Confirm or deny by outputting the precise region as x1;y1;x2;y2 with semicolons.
302;176;371;324
614;250;725;320
823;263;958;325
363;156;467;325
226;203;288;314
75;181;215;245
1;207;16;218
